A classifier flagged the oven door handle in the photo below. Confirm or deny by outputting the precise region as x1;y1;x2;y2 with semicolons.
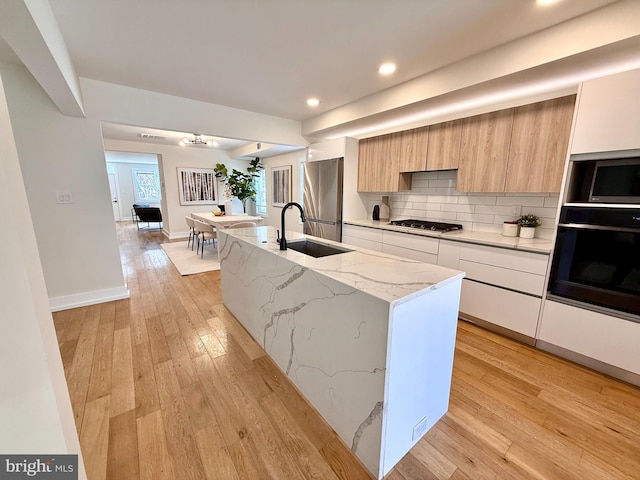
558;223;640;234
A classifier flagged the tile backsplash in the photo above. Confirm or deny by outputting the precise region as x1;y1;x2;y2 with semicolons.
364;171;559;239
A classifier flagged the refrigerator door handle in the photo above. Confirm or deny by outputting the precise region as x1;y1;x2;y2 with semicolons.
305;218;337;226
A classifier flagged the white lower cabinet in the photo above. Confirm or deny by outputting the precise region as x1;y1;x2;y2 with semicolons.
345;227;550;339
342;224;383;252
381;231;439;264
460;280;542;338
539;300;640;375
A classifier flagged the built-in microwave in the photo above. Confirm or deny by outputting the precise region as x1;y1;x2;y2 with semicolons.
589;157;640;204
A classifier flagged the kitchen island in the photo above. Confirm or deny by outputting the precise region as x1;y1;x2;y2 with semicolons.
217;226;464;479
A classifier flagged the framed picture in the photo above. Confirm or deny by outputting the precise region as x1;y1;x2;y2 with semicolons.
272;165;292;207
177;167;218;205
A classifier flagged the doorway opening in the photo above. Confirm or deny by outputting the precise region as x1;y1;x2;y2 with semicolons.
105;151;161;224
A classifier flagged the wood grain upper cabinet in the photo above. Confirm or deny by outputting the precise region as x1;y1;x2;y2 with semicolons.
426;120;462;171
505;95;576;192
397;127;428;172
357;134;410;192
457;109;515;192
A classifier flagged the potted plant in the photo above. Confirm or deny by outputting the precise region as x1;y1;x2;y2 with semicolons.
214;157;264;213
516;213;541;238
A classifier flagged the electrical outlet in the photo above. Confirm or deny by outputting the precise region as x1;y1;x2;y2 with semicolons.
412;416;428;441
511;205;521;217
56;191;73;204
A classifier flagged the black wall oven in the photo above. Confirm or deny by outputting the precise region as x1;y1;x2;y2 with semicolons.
548;206;640;318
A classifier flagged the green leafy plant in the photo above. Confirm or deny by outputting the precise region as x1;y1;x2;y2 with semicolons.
214;157;264;212
517;213;541;228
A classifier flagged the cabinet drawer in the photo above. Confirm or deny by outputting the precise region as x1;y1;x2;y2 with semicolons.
342;235;383;252
382;231;439;255
343;224;383;243
459;260;545;296
382;243;438;264
459;243;548;274
539;300;640;374
460;280;541;338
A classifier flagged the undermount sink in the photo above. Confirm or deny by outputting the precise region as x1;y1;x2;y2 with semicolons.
286;239;352;258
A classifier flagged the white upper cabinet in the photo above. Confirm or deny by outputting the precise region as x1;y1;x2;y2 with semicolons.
571;68;640;154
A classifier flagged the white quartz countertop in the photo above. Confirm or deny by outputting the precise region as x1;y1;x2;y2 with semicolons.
345;219;553;254
218;226;465;305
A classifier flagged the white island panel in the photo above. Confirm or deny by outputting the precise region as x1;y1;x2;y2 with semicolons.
218;226;464;478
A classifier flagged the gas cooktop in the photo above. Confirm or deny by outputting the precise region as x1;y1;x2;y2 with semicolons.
389;219;463;232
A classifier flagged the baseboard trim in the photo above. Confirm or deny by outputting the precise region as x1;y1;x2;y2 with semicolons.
536;340;640;387
165;230;190;240
49;285;130;312
458;312;536;346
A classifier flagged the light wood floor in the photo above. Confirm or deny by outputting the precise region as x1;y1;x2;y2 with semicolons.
54;222;640;480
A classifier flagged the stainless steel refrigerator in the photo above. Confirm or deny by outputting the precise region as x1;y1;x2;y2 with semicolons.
302;157;343;242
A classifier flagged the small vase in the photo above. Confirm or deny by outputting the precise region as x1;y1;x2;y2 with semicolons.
519;226;536;238
379;196;390;221
224;199;233;215
502;222;519;237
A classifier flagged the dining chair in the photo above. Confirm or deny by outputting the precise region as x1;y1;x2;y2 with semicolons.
185;216;198;250
193;219;217;258
226;221;257;229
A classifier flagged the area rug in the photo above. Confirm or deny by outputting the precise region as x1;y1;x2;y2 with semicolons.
160;241;220;275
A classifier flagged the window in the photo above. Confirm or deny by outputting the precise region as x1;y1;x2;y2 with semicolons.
255;169;267;216
133;170;161;203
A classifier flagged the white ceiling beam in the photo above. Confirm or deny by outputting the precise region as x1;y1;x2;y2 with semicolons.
0;0;84;116
302;0;640;138
228;141;279;160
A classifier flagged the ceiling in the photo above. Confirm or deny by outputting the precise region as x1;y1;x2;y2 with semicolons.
0;0;631;156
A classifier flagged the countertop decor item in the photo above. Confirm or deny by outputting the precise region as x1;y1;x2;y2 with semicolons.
380;195;390;221
517;214;541;238
372;205;380;220
502;220;519;237
214;157;264;213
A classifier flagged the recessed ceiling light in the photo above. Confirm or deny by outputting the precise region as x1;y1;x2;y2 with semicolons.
378;63;396;75
307;98;320;107
536;0;560;5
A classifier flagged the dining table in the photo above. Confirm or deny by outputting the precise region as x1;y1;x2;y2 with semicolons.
190;212;264;229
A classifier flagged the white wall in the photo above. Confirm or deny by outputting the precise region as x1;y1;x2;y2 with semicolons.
262;149;308;234
1;62;127;311
308;137;367;221
82;78;306;147
104;139;247;238
0;68;85;476
105;152;161;220
363;171;559;239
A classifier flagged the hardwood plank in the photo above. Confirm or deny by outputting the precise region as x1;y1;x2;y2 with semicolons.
320;438;374;480
407;437;457;480
110;327;135;417
212;357;307;480
227;438;272;480
253;355;336;450
137;409;174;480
59;339;78;369
107;409;139;480
145;315;172;365
194;424;241;480
259;392;343;480
154;360;206;480
181;381;217;431
132;343;160;418
393;452;438;480
214;305;267;360
80;395;111;480
173;354;199;388
65;306;101;430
